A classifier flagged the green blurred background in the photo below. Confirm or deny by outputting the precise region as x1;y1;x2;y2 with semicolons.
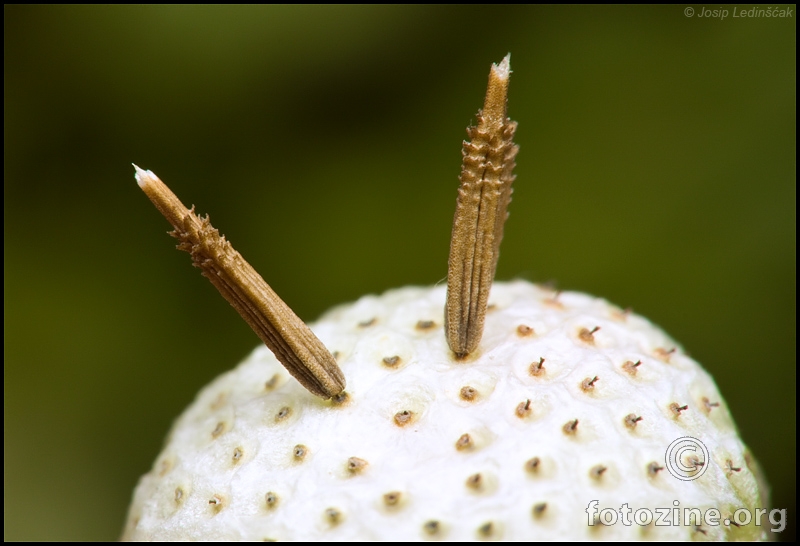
4;5;795;540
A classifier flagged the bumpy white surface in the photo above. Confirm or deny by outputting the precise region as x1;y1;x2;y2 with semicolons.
123;281;767;541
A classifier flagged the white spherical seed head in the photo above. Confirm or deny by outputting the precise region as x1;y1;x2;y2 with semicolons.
122;281;768;541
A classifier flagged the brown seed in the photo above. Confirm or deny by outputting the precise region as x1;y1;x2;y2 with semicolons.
455;433;473;451
563;419;579;435
265;491;279;509
393;410;414;427
460;386;478;401
578;326;600;344
516;399;532;418
382;355;401;367
529;357;545;376
134;166;346;399
445;55;517;359
516;324;534;337
624;413;643;429
347;457;368;474
532;503;547;517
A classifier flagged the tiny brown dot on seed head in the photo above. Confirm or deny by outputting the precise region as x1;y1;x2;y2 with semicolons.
416;320;435;331
358;317;376;328
331;391;350;406
232;447;243;462
465;473;482;489
393;410;414;427
516;324;534;337
702;397;720;412
532;503;547;517
423;520;440;535
654;347;676;362
578;326;600;343
174;487;184;503
685;454;704;471
211;422;225;438
208;495;224;513
563;419;579;435
487;303;497;312
726;460;742;474
383;491;402;506
581;376;599;392
478;522;494;537
460;386;478;401
382;355;401;367
210;392;226;410
455;433;473;451
525;457;541;473
611;307;632;321
347;457;368;474
265;374;280;391
529;357;545;376
324;507;342;524
158;459;172;476
589;464;607;479
624;413;643;429
516;399;532;418
275;406;292;422
265;491;279;508
647;462;664;476
669;402;688;417
622;360;641;375
293;444;307;460
543;291;564;309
